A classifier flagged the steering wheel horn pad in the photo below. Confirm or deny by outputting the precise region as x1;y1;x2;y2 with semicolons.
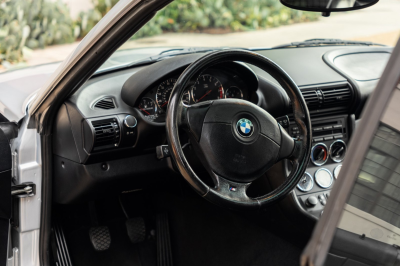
166;50;312;210
187;99;292;183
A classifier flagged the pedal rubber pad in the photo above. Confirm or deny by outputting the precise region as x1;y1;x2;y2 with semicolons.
125;217;146;244
89;226;111;251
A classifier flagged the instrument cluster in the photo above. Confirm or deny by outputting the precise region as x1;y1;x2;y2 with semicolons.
137;69;251;122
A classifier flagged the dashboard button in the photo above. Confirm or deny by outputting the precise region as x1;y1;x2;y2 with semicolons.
334;134;344;139
124;115;137;128
313;137;323;142
333;125;343;129
306;196;318;207
323;126;332;130
313;127;323;132
324;136;333;141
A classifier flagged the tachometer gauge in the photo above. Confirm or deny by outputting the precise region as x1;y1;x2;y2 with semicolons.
225;86;243;99
156;78;176;111
191;74;224;103
138;97;157;116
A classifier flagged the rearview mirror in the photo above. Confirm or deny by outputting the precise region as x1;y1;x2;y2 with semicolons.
280;0;379;17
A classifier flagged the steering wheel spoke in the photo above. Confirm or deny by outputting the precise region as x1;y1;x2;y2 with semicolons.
212;173;252;201
202;173;261;210
277;124;296;161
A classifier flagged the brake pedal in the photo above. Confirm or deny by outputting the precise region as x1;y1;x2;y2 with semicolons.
157;212;173;266
126;217;146;244
89;226;111;251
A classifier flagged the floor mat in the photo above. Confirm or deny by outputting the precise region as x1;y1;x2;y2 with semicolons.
160;194;302;266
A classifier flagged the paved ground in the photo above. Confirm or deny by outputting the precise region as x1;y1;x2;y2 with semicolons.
14;0;400;69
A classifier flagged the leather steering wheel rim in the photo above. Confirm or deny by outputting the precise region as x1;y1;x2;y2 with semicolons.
166;49;311;210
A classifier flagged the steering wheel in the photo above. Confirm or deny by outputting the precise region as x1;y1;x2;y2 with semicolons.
166;50;311;210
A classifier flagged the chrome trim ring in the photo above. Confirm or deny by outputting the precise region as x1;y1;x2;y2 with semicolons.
123;115;137;128
329;140;347;163
297;172;314;192
315;168;333;189
311;143;329;166
333;165;342;179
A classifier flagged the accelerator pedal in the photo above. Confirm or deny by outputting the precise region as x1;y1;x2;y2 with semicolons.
157;212;173;266
125;217;146;244
89;226;111;251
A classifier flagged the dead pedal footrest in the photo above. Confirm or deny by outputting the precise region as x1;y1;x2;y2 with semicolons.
89;226;111;251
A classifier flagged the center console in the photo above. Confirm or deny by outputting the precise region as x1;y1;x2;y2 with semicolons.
290;115;350;218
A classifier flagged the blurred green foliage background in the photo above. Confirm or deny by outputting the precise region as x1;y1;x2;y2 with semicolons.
0;0;318;67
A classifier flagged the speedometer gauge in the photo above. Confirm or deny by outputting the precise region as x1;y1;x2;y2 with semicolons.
156;78;176;112
191;74;224;103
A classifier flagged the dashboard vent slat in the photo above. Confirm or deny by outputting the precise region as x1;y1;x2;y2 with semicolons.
301;90;319;107
91;119;120;149
299;83;353;111
321;85;352;107
94;98;116;110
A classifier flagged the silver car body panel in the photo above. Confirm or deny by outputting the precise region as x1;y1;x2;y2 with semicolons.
10;116;42;266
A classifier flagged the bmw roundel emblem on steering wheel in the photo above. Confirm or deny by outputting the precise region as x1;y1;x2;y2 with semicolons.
236;118;254;137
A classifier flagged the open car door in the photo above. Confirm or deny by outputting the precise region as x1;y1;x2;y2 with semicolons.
0;125;12;266
302;36;400;266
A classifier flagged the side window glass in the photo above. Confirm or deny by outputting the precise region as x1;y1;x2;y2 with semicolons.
326;86;400;266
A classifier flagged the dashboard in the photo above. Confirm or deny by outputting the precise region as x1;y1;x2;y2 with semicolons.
51;45;392;221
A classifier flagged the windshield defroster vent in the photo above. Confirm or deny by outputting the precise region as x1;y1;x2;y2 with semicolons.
93;97;116;110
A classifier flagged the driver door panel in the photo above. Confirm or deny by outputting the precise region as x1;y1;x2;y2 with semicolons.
0;128;12;266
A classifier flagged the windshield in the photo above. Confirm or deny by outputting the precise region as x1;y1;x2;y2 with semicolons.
1;0;399;73
97;0;400;71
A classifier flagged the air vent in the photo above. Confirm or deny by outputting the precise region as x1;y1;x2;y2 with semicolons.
300;83;352;110
94;97;116;110
91;118;120;149
321;85;352;107
301;90;319;107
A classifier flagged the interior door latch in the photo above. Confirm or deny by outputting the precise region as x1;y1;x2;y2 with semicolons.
11;182;36;198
